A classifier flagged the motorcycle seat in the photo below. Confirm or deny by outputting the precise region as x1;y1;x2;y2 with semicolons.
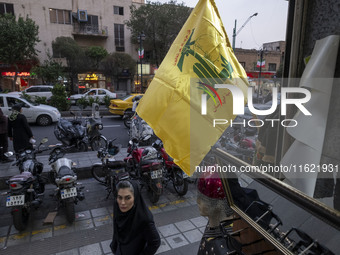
10;171;34;182
57;166;75;177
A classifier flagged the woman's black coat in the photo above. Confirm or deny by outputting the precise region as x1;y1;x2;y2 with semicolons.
8;114;33;153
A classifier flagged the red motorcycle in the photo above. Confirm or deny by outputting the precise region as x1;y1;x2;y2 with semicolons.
124;137;163;203
152;139;189;196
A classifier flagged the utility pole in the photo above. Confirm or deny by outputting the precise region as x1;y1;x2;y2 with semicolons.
232;13;258;51
138;33;145;93
257;49;264;103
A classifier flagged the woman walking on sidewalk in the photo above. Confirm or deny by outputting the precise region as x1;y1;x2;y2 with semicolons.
110;180;160;255
8;104;34;153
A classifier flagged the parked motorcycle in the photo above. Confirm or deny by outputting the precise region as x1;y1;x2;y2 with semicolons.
219;132;255;164
129;114;156;146
152;139;189;196
4;138;49;230
124;137;163;203
53;112;107;154
91;140;129;199
48;148;85;223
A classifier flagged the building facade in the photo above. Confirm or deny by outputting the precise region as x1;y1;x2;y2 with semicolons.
0;0;145;92
234;41;285;79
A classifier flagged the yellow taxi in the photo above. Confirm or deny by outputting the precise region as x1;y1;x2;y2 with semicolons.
109;94;143;116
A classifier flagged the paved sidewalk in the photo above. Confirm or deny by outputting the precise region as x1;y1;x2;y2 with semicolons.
0;148;128;190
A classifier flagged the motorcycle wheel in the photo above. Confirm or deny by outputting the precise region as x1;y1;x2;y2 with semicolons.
91;165;106;184
64;199;75;223
90;136;107;151
173;171;188;196
78;141;88;152
124;118;132;128
148;189;161;204
12;207;29;231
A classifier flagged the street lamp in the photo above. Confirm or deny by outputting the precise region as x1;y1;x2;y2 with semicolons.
137;33;145;92
232;12;258;50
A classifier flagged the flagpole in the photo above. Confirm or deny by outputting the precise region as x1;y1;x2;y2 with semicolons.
138;33;145;93
257;48;263;103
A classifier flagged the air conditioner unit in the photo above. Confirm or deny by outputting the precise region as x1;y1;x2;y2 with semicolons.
78;9;88;22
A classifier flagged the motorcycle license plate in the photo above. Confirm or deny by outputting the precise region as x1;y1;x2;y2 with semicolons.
61;187;77;199
6;195;25;207
151;169;162;179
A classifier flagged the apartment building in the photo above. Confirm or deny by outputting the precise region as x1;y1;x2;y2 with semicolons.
0;0;144;92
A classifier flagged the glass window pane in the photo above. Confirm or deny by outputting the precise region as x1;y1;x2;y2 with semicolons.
57;10;64;24
0;4;5;15
49;9;57;23
64;10;71;24
5;4;14;15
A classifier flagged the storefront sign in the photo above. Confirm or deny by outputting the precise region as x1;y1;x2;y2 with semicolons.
1;72;31;77
85;74;99;80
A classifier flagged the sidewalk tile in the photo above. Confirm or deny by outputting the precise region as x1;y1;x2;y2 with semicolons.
174;220;196;232
75;219;94;231
101;239;112;254
54;215;69;226
30;227;52;241
56;248;79;255
79;243;101;255
53;224;75;237
156;238;171;254
0;225;9;237
93;215;112;227
183;229;202;243
165;234;189;249
7;231;30;247
158;224;180;237
190;216;208;228
91;207;109;218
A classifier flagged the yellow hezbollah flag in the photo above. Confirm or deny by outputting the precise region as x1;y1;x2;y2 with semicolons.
137;0;249;175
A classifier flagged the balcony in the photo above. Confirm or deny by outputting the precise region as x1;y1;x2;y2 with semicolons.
72;24;108;38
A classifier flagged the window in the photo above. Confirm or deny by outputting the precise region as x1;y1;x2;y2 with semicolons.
0;3;14;15
40;87;52;92
49;8;71;24
98;90;106;95
26;87;39;93
0;96;4;107
114;6;124;15
268;63;277;71
114;24;125;52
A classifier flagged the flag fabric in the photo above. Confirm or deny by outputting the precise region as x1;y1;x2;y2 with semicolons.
138;48;144;59
256;60;265;68
136;0;249;175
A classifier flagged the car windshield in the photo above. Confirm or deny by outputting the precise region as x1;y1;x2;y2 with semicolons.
120;95;133;101
19;96;39;106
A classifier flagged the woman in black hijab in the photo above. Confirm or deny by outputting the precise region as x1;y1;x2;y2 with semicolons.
8;103;34;153
111;180;160;255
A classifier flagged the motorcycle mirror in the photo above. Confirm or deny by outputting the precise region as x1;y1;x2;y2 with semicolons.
41;137;48;144
4;151;13;157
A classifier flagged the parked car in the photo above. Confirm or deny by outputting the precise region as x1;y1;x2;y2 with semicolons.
68;88;117;105
0;94;60;126
8;85;54;100
109;94;143;116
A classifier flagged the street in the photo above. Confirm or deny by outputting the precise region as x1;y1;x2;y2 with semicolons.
7;115;131;155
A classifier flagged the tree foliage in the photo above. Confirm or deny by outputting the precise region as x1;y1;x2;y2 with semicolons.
102;52;136;91
52;37;86;92
85;46;108;70
49;83;70;111
31;53;64;85
0;14;40;90
126;1;191;66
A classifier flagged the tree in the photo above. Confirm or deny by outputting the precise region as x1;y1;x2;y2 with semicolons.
126;1;191;67
85;46;108;71
31;52;64;85
0;14;40;91
52;37;87;93
102;52;136;91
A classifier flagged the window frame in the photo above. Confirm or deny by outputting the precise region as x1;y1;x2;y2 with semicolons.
113;6;124;16
49;8;71;25
0;3;14;15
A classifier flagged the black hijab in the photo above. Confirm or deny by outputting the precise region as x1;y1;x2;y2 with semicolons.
113;180;154;244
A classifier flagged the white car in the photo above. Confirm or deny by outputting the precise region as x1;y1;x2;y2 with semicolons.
68;88;117;105
0;94;60;126
8;85;54;100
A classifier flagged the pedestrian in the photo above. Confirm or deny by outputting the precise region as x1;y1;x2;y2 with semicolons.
110;180;160;255
0;108;13;162
8;103;34;153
